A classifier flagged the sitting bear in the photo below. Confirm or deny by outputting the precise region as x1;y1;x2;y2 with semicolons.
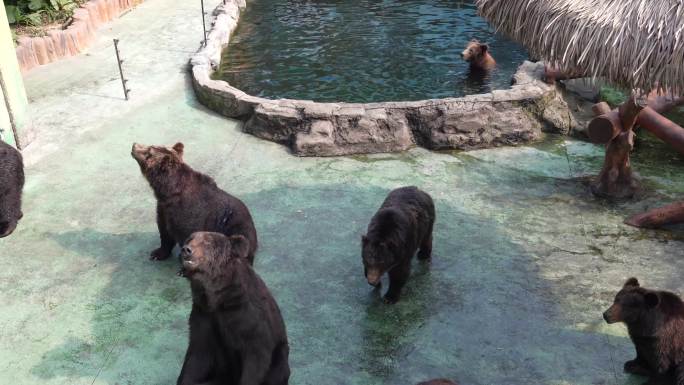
461;39;496;71
603;278;684;384
362;186;435;304
417;379;458;385
0;140;25;238
177;232;290;385
131;142;258;264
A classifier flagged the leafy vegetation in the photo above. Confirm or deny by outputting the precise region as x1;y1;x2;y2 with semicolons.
4;0;83;27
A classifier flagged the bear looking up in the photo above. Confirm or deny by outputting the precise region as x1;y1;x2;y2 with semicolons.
0;140;24;238
177;232;290;385
604;277;684;384
131;142;258;264
362;186;435;304
461;39;496;71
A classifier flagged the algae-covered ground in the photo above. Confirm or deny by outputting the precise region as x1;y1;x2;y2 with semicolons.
1;0;684;384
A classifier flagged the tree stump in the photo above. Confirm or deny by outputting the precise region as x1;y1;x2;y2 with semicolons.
590;95;644;199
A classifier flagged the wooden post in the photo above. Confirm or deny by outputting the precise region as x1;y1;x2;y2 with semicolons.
590;95;644;199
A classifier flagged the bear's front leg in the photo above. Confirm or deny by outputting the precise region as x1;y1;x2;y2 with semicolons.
151;205;175;261
675;363;684;385
417;233;433;261
384;261;410;304
624;358;652;376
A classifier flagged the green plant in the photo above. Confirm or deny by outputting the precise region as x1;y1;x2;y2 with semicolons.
4;0;82;27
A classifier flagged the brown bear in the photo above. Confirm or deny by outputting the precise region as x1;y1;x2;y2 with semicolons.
0;140;24;238
461;39;496;71
603;278;684;384
177;232;290;385
362;186;435;304
131;142;258;265
417;379;459;385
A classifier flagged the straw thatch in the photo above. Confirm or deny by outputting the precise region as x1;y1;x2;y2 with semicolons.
476;0;684;94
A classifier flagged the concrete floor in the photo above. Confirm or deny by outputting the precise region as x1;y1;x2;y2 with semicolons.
2;0;684;384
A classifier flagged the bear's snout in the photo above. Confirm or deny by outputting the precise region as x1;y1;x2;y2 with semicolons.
181;246;192;261
603;304;621;324
366;268;382;287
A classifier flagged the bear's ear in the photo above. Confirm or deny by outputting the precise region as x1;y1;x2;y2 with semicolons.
172;142;184;156
624;277;640;288
645;292;660;308
480;43;489;53
228;235;250;259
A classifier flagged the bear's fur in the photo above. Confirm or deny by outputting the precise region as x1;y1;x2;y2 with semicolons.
362;186;435;304
177;232;290;385
0;140;24;238
604;278;684;384
461;39;496;71
417;380;458;385
131;142;258;264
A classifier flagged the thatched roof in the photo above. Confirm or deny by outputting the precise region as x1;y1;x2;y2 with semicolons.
476;0;684;94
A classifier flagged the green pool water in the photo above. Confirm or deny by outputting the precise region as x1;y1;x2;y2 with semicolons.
215;0;529;103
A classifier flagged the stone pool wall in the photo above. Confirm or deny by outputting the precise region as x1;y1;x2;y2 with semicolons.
191;0;585;156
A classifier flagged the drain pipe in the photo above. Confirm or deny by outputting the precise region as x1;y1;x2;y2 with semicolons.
0;67;21;149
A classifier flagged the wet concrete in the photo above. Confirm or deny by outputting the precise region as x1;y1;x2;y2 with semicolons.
1;0;684;384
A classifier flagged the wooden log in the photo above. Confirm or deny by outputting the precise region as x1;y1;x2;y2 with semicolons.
637;108;684;154
588;94;684;144
625;201;684;228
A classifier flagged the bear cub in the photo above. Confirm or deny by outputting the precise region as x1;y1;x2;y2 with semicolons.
131;142;258;265
362;186;435;304
461;39;496;71
604;278;684;384
178;232;290;385
0;140;25;238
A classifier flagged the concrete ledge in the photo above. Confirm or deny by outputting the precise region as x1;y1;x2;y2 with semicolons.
15;0;144;73
191;0;582;156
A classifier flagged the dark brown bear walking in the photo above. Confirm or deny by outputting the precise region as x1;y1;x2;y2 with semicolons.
177;232;290;385
362;186;435;304
131;142;258;265
604;278;684;385
0;140;24;238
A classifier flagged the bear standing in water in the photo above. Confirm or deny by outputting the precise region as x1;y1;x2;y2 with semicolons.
178;232;290;385
131;142;258;264
604;278;684;384
0;140;24;238
362;186;435;304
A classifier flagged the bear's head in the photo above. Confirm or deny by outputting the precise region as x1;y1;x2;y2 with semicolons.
361;209;405;287
603;278;660;324
180;231;251;280
131;142;185;194
461;39;490;63
0;144;24;238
